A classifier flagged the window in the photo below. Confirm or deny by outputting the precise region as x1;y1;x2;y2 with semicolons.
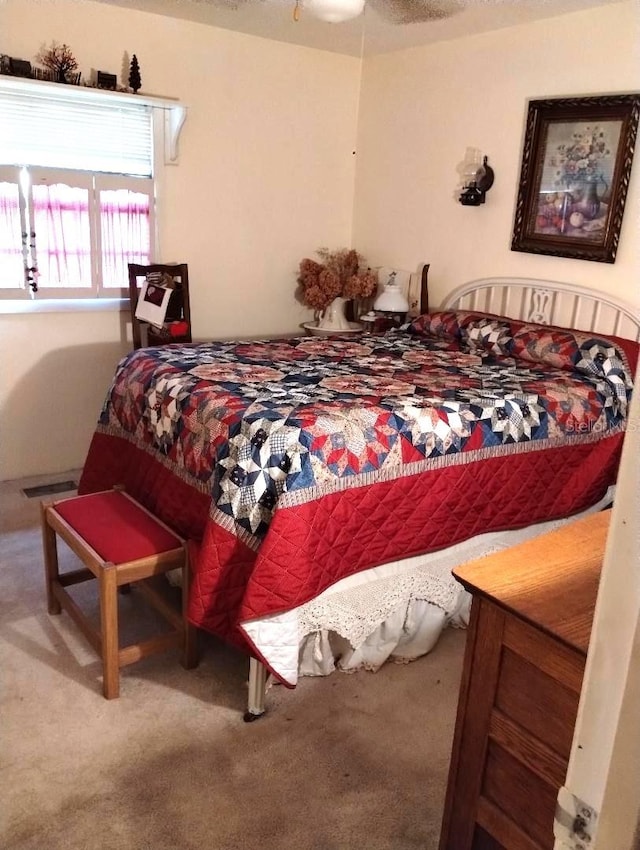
0;79;175;301
0;166;153;298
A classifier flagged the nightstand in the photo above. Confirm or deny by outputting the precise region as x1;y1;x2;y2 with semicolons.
439;510;609;850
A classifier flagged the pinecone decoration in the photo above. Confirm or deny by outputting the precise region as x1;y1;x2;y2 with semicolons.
128;55;141;93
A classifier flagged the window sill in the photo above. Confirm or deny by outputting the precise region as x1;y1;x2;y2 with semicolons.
0;298;128;315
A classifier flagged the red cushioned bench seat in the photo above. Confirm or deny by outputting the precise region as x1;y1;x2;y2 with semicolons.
41;487;198;699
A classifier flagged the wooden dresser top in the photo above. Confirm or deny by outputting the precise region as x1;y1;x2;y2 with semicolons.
453;510;610;655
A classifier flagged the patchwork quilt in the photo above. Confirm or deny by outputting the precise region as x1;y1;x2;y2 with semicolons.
79;312;636;682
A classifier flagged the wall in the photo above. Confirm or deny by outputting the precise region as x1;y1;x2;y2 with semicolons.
0;0;361;480
353;1;640;311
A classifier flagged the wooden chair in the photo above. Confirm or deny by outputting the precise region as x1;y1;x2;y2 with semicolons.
128;263;192;349
41;487;198;699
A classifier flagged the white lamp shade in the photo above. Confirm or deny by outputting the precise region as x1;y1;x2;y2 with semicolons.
374;286;409;312
305;0;365;23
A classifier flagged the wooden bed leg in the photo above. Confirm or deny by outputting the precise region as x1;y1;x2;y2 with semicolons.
244;657;268;722
181;547;199;670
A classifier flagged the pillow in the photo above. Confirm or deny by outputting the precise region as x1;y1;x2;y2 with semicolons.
511;324;634;417
408;310;635;418
462;316;514;356
408;310;513;355
408;310;499;340
408;310;464;339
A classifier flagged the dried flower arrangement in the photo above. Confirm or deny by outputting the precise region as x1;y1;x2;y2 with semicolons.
297;248;377;312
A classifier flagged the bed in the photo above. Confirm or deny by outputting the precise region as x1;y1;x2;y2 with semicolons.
78;276;639;717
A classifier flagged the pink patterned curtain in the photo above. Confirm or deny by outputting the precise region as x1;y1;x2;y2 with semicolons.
32;183;91;288
0;182;25;289
100;189;150;288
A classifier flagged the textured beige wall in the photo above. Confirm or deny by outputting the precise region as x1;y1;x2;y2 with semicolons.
353;1;640;311
0;0;361;479
0;310;130;482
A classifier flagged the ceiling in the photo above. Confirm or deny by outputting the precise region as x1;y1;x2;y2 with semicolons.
97;0;625;56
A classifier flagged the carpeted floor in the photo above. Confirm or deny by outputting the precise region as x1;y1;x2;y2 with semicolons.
0;471;466;850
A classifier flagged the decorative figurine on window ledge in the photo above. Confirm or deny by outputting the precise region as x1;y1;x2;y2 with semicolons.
128;54;141;93
37;41;79;84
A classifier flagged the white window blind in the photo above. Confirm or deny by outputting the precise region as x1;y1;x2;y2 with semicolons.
1;90;153;177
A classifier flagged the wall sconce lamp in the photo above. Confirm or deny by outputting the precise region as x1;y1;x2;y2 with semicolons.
459;150;495;206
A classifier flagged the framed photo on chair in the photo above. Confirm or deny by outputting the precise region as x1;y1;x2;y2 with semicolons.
128;263;191;349
511;94;640;263
134;277;172;327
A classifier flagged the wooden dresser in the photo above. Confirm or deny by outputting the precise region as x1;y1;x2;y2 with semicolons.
438;510;610;850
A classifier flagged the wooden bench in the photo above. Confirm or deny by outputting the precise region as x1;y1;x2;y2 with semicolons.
41;487;198;699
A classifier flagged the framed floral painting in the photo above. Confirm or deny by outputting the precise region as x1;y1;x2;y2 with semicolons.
511;94;640;263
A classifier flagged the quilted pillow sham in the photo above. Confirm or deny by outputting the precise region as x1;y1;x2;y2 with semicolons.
408;310;636;417
510;325;634;417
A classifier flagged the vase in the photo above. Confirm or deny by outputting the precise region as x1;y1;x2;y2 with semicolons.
568;176;606;221
577;177;606;220
318;296;351;331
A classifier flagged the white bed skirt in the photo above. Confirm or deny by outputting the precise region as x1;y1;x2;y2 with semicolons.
242;488;614;685
298;599;460;677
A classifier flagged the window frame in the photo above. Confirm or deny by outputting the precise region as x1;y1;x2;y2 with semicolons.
28;167;97;299
0;167;156;301
0;76;185;308
0;165;28;293
95;173;157;300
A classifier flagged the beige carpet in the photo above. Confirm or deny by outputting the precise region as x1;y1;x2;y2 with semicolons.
0;471;466;850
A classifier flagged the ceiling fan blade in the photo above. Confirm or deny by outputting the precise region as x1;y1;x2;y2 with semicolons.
192;0;463;26
198;0;253;9
367;0;463;25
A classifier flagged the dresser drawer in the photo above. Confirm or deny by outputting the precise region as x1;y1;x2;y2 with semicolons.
480;740;558;849
498;615;583;755
495;647;580;760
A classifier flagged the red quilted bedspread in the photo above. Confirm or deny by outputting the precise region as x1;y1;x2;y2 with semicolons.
79;311;636;682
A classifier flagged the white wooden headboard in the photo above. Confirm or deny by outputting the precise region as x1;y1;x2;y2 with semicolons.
441;277;640;342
